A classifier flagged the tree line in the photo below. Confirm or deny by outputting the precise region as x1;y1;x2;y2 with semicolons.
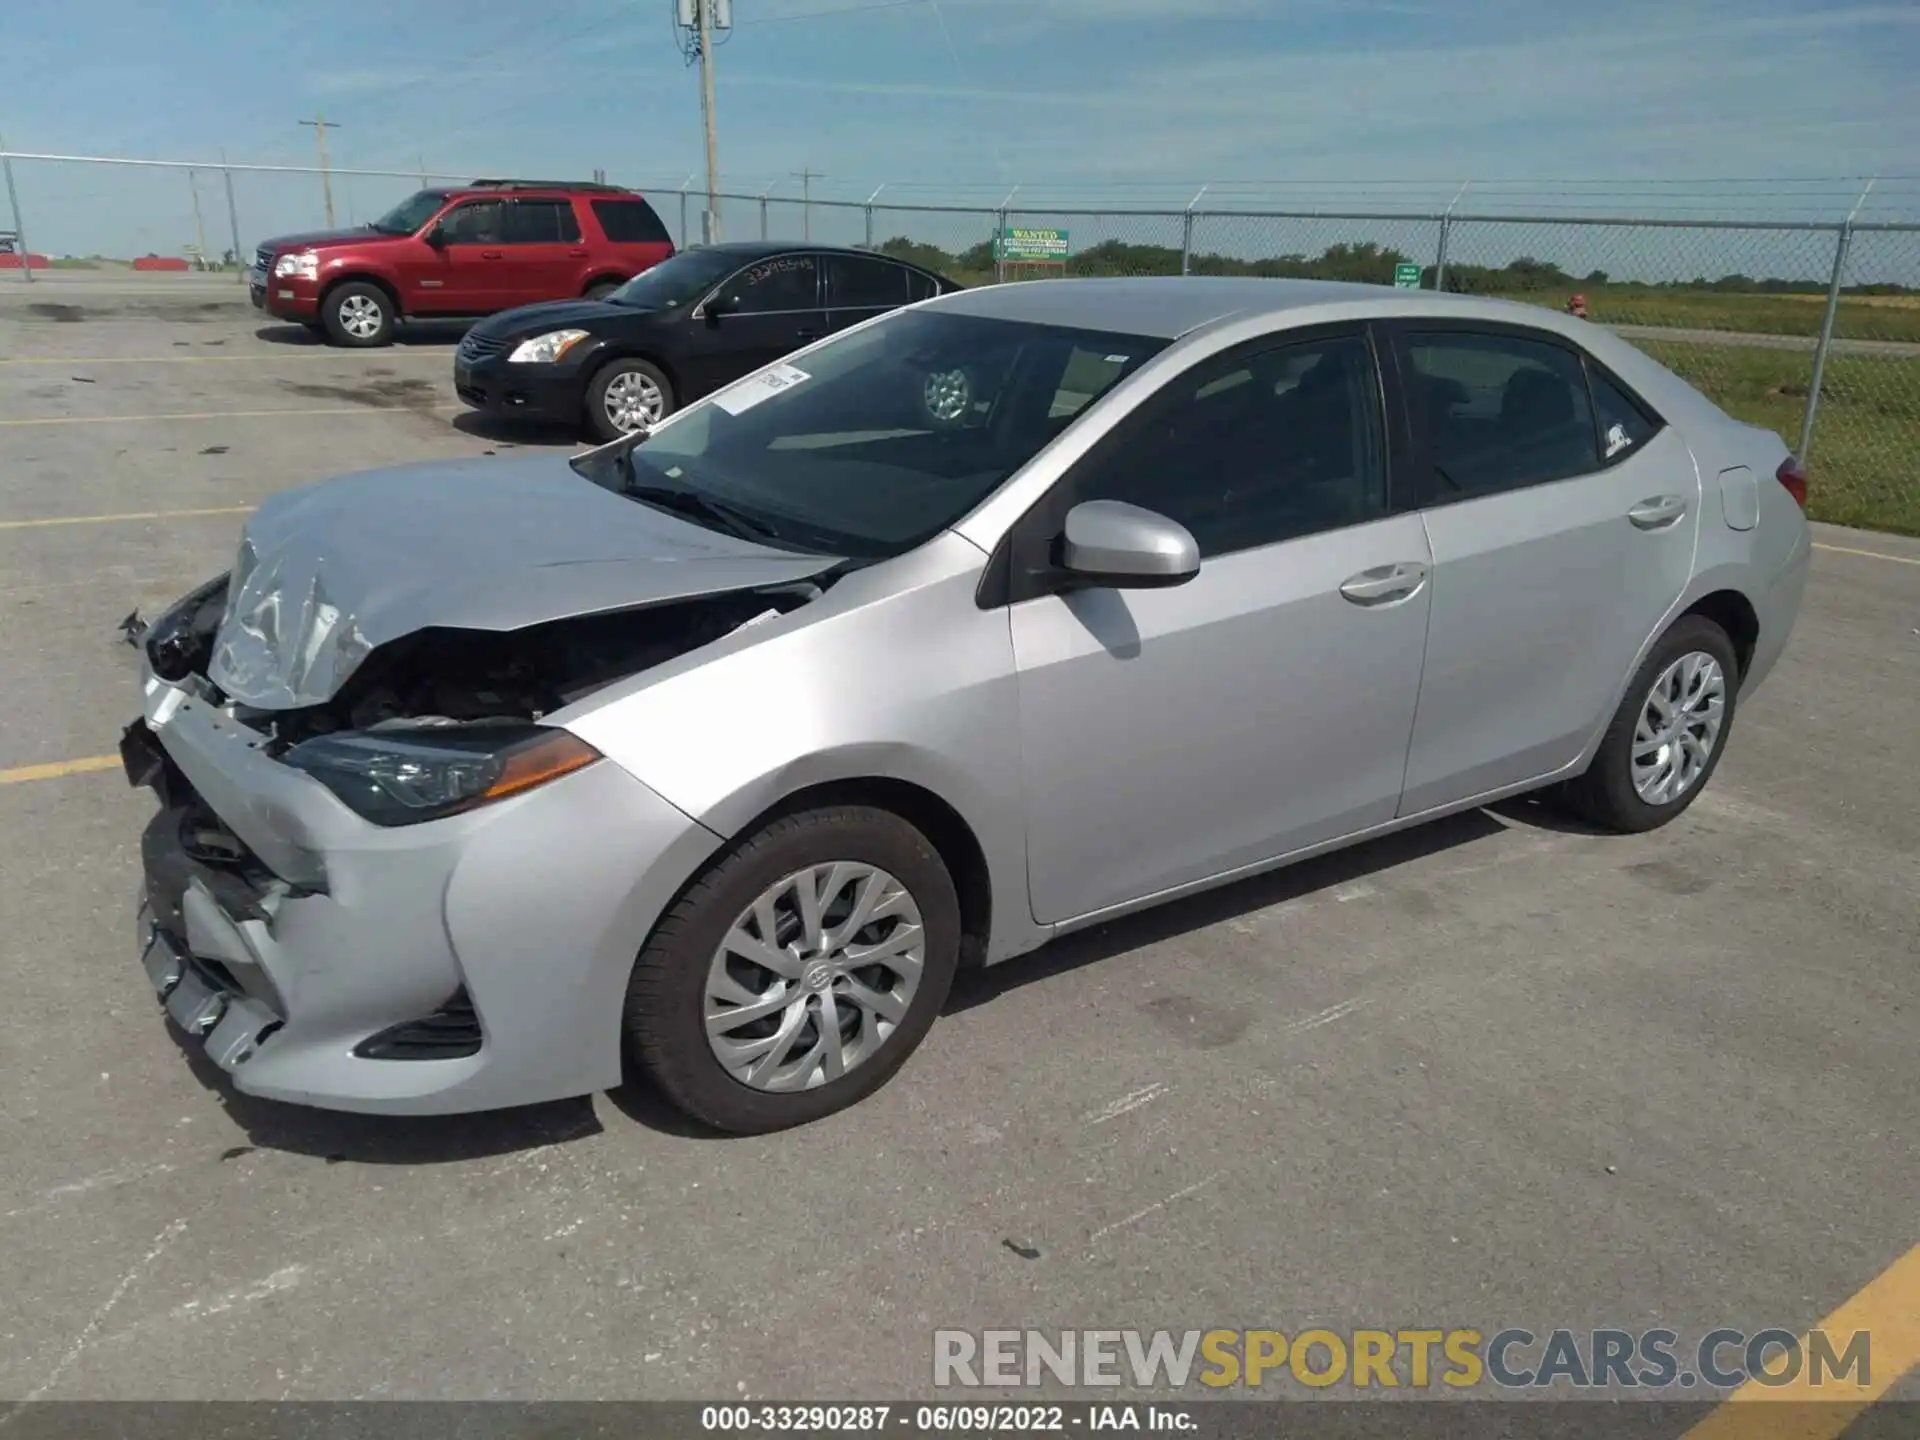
874;236;1913;296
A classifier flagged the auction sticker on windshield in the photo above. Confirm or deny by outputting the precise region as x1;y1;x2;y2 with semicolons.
713;363;811;416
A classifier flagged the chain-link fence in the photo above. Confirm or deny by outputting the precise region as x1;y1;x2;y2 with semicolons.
4;150;1916;533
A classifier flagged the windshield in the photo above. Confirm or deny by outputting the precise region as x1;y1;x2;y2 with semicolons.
368;190;450;236
606;248;752;309
576;308;1169;559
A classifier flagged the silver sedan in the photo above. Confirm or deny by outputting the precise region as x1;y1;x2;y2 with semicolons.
124;276;1811;1133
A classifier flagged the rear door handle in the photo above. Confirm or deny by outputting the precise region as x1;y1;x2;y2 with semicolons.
1339;561;1429;606
1628;495;1687;529
796;328;822;342
480;249;504;260
567;248;589;257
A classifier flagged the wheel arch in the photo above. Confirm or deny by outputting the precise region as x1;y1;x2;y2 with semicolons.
319;270;404;319
1575;569;1763;772
714;777;994;970
583;272;628;296
587;346;680;401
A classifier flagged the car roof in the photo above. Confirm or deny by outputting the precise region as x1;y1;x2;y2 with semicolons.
683;240;940;264
926;275;1607;340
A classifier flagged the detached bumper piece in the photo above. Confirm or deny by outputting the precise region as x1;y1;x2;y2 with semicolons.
139;908;283;1071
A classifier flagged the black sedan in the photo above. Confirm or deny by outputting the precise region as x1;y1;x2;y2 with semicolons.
453;241;960;440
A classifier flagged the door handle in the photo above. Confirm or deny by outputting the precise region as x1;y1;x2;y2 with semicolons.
1628;495;1687;529
480;249;504;260
567;248;588;257
796;329;822;342
1339;561;1429;606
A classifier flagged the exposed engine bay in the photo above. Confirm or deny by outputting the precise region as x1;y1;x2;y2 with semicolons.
137;572;828;752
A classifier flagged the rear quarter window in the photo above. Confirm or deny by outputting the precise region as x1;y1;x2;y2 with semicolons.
1586;363;1665;466
591;198;672;245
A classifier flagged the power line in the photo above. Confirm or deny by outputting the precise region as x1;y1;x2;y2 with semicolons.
742;0;924;23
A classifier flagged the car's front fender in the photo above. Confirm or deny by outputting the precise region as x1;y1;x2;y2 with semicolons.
559;532;1043;964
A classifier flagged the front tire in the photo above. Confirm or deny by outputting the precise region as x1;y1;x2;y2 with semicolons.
586;357;674;441
624;806;961;1135
321;281;396;348
1562;614;1739;833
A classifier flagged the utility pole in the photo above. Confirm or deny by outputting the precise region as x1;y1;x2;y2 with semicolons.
793;167;822;241
187;169;209;270
298;114;338;227
1;131;32;284
696;0;721;242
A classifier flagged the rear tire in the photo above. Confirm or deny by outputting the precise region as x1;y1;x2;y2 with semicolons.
585;279;622;301
586;357;674;441
624;806;961;1135
1561;615;1739;833
321;281;396;348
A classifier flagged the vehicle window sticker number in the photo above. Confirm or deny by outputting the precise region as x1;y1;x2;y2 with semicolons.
712;363;811;416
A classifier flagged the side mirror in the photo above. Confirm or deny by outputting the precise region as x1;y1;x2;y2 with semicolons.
703;293;733;324
1059;500;1200;589
424;226;447;250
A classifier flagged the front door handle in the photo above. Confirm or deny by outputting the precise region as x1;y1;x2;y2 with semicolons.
796;327;822;341
480;249;504;260
1628;495;1687;530
1339;561;1429;606
567;248;589;257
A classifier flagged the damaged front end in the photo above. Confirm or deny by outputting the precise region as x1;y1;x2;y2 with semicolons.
127;564;830;823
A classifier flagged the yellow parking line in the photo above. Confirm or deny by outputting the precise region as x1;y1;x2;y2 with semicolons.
1812;541;1920;567
0;755;121;787
0;352;449;364
1682;1240;1920;1439
0;505;252;531
0;404;458;427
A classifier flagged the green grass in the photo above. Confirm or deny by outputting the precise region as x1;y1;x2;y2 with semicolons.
1485;286;1920;343
1636;340;1920;535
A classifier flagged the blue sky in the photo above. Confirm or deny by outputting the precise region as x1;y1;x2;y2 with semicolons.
5;0;1919;257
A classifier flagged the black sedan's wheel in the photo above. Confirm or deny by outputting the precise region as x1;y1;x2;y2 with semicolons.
1562;614;1739;833
624;805;961;1135
586;357;674;441
321;281;396;348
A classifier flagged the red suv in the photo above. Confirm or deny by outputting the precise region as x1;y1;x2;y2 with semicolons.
247;180;676;347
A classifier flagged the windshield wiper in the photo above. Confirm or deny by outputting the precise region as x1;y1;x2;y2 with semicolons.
622;483;784;545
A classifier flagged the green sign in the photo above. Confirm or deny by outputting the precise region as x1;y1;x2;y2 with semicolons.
1393;262;1423;289
996;227;1071;263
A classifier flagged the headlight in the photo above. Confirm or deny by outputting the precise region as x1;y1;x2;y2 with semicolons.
508;329;591;364
282;724;601;827
273;250;319;280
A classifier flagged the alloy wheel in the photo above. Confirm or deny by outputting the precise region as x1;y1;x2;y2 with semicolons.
1632;650;1727;805
337;293;384;340
703;863;926;1093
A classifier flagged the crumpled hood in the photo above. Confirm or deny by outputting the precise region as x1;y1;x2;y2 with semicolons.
208;455;840;709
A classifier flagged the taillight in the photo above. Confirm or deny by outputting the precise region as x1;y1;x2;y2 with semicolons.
1776;456;1808;510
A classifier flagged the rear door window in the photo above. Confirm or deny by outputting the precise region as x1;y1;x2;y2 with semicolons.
1404;330;1600;501
503;200;581;244
827;253;909;309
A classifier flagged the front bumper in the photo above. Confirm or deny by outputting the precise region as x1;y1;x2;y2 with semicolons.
245;267;320;321
125;663;722;1115
453;351;588;424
